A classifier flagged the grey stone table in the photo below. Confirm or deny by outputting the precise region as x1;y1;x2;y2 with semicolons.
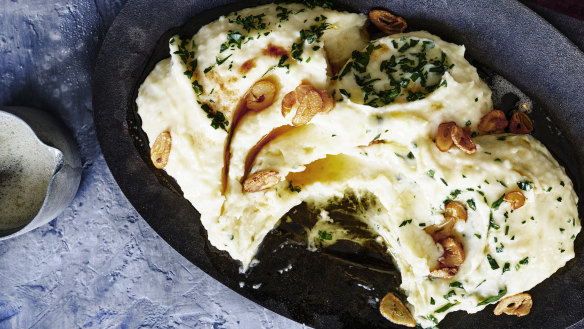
0;1;582;328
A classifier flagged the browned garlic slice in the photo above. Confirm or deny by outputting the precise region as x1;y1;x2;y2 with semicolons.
478;109;508;133
151;131;172;169
494;293;533;317
379;293;416;327
246;80;277;112
369;9;407;35
243;170;281;192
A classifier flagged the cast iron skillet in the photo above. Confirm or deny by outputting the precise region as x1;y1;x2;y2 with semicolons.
93;0;584;328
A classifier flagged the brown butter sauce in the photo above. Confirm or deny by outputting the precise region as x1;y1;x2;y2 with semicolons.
221;75;282;195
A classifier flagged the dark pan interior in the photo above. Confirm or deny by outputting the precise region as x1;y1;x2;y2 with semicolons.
94;0;584;328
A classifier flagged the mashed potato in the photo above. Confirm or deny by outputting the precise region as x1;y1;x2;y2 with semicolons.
136;3;580;327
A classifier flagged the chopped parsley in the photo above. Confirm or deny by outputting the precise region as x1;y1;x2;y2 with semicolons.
440;178;448;186
502;262;510;273
430;297;435;305
229;13;266;32
336;37;452;107
225;30;244;52
443;290;456;300
427;169;435;178
491;194;505;210
449;281;464;289
487;254;499;270
275;5;305;22
421;315;439;326
477;288;507;306
204;65;214;74
489;211;500;230
519;257;529;265
435;302;459;313
318;230;332;240
474;233;481;239
467;199;476;211
302;0;333;9
339;88;351;98
291;17;330;61
399;219;413;227
517;180;534;191
216;54;232;65
201;103;229;131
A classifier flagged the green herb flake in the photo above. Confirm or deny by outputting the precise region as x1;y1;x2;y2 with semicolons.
421;315;439;326
229;13;267;32
443;290;456;300
467;199;476;211
557;197;562;202
440;178;448;186
474;233;481;239
427;170;435;178
204;65;214;74
192;80;204;95
407;151;415;159
519;257;529;265
517;180;534;191
505;226;509;236
435;302;459;313
318;230;332;240
216;54;233;65
477;288;507;306
430;297;435;305
399;219;413;227
487;254;499;270
560;180;565;186
489;211;500;230
491;194;505;210
449;281;464;289
201;104;229;131
339;89;351;98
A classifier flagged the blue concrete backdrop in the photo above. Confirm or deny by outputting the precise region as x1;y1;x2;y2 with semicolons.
0;1;304;328
0;0;583;328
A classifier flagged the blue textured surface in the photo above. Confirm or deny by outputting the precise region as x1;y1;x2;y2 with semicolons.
1;1;583;328
0;1;303;328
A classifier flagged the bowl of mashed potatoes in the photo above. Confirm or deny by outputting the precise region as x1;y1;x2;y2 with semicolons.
93;1;584;328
